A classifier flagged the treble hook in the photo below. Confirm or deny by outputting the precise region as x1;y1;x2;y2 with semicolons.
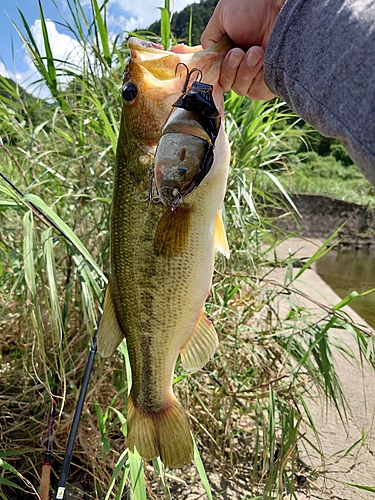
175;63;203;93
136;163;160;204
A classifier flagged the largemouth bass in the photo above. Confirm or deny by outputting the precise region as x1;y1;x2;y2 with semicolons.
98;37;232;468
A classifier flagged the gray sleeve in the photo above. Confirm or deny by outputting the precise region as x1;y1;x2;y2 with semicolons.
264;0;375;185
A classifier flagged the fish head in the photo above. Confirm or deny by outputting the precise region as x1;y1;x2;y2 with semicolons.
120;36;234;148
121;38;183;146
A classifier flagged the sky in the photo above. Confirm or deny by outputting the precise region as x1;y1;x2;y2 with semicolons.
0;0;194;96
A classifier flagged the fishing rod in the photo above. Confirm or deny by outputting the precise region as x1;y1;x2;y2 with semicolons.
54;323;99;500
0;173;105;498
39;374;58;500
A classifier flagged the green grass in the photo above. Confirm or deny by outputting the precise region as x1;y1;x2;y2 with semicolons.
257;124;375;207
1;1;375;499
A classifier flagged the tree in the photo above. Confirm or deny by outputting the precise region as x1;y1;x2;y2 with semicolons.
148;0;219;46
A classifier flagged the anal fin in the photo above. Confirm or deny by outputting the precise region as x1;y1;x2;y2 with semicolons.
97;283;124;357
214;208;230;258
180;310;218;372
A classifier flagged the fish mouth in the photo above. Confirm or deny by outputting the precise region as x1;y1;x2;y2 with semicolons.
121;36;234;146
127;36;234;85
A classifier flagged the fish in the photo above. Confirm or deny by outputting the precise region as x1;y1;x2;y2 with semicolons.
97;36;233;468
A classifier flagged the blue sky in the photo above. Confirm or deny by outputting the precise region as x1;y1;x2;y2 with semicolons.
0;0;194;95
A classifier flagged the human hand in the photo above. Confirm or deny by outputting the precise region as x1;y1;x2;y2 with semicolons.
201;0;285;100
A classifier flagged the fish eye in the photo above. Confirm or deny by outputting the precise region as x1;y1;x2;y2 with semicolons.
122;82;137;103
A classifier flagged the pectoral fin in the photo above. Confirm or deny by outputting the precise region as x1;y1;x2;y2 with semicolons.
154;205;191;257
97;283;124;357
180;310;218;372
214;208;230;258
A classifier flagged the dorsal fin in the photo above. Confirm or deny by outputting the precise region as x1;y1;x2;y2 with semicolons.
180;310;218;372
97;283;124;357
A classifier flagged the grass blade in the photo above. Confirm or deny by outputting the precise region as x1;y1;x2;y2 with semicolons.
193;437;213;500
22;193;106;281
292;226;342;281
188;6;193;46
104;450;129;500
91;0;111;66
42;228;63;346
342;483;375;493
38;0;58;93
128;449;146;500
159;1;171;50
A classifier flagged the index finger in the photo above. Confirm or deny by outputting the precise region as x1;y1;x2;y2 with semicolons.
201;12;226;49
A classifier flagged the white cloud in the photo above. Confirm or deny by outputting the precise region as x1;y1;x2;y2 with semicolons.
109;0;194;33
0;62;15;81
0;1;196;97
0;57;50;98
1;19;90;98
30;19;85;75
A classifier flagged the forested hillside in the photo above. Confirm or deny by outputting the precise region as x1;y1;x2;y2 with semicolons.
0;76;55;143
148;0;218;45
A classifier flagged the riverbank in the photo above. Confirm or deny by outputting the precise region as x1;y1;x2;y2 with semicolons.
265;193;375;249
270;237;375;499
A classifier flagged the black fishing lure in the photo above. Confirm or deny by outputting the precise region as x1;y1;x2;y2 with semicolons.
153;64;222;209
172;63;221;142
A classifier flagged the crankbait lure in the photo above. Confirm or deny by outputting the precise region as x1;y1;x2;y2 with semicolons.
153;64;221;209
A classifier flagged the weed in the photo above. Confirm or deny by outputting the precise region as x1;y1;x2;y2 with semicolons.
1;1;375;499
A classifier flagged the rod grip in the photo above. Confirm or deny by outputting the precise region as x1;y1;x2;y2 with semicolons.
40;464;51;500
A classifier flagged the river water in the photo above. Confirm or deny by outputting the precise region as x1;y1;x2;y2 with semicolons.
316;248;375;328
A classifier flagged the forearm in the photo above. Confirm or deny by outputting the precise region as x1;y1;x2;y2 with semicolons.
264;0;375;181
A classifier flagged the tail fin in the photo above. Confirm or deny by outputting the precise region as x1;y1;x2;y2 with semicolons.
127;393;193;468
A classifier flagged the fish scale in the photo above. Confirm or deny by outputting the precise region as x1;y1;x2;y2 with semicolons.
97;36;233;467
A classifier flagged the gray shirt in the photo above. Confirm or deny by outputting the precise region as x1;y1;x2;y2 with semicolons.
264;0;375;184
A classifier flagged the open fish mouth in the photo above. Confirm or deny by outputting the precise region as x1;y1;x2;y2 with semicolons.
120;35;233;155
127;38;197;85
126;35;234;87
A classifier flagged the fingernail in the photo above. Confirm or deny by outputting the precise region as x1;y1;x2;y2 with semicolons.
246;49;262;67
227;51;243;69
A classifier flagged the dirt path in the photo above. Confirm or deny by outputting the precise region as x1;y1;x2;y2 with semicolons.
271;238;375;499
